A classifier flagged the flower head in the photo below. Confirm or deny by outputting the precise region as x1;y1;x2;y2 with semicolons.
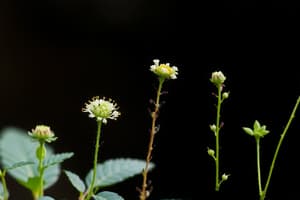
210;71;226;87
28;125;57;143
83;96;120;124
150;59;178;79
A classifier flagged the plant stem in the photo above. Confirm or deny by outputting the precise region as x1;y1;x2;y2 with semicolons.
1;171;9;200
215;85;222;191
261;96;300;199
37;141;45;198
86;121;103;200
140;78;164;200
255;138;263;198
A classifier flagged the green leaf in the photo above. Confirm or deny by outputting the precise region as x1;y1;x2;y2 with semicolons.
4;161;34;171
242;127;254;136
0;182;4;200
43;165;60;189
94;191;124;200
38;196;55;200
85;158;155;188
25;177;40;194
0;127;60;190
64;170;86;193
43;153;74;169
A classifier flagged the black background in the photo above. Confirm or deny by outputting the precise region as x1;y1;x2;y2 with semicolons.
1;1;300;200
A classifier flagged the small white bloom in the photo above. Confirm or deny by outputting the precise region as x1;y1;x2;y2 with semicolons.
150;59;178;79
83;96;120;123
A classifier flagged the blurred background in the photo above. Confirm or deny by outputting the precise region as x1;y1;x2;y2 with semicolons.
1;0;300;199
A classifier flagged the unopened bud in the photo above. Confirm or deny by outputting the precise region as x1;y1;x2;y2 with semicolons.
222;173;229;181
210;124;217;132
222;92;229;99
210;71;226;87
207;148;215;157
28;125;57;143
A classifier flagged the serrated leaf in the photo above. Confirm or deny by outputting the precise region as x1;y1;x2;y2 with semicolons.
85;158;155;188
5;161;34;171
64;170;86;192
38;196;55;200
43;153;74;169
0;127;60;190
94;191;124;200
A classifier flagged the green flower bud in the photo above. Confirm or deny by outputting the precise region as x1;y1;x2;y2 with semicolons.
210;124;217;132
28;125;57;143
222;92;229;100
36;144;47;160
221;173;229;181
210;71;226;87
207;148;215;157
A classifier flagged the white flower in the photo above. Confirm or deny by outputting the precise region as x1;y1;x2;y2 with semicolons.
83;97;120;124
150;59;178;79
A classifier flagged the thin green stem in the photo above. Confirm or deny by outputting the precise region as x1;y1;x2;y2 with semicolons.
262;96;300;199
86;121;103;200
140;78;164;200
37;141;45;198
255;138;263;197
1;171;9;200
215;85;222;191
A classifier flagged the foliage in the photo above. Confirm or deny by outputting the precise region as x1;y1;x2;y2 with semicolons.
0;63;298;200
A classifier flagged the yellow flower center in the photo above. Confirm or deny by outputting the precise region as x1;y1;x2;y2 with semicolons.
92;101;114;119
155;64;175;78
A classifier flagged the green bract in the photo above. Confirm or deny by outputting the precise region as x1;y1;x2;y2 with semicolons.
243;120;270;138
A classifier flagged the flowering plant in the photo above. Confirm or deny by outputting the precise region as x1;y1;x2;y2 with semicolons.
0;59;178;200
0;62;298;200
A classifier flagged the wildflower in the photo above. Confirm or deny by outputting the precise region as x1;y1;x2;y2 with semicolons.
150;59;178;79
28;125;57;143
210;71;226;87
83;96;120;124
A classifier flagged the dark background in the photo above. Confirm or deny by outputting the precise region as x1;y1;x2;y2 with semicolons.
1;0;300;199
